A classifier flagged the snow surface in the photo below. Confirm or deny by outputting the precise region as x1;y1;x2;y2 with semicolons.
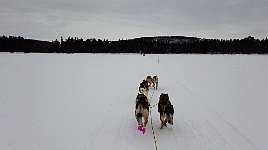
0;53;267;150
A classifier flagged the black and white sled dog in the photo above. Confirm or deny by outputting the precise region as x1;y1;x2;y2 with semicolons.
135;93;150;127
139;80;149;97
158;93;174;129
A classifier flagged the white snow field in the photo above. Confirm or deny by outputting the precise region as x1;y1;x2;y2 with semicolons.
0;53;268;150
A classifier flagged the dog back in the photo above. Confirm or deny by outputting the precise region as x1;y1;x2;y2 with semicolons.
158;93;172;114
136;94;149;110
160;93;169;101
146;76;152;80
153;76;158;82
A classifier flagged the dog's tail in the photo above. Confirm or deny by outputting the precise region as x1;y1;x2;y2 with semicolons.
137;112;143;118
136;104;143;118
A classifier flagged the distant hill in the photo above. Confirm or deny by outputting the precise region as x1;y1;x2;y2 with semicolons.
133;36;200;44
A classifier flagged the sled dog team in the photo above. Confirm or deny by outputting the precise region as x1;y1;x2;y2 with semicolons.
135;76;174;129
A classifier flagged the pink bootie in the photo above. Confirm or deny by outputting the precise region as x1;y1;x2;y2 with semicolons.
137;125;146;134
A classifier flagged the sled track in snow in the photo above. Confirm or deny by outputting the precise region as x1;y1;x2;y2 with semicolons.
148;91;159;150
172;80;261;150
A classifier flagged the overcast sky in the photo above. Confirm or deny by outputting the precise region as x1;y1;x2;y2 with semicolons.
0;0;267;41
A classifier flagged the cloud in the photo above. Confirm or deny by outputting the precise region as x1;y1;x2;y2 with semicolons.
0;0;267;41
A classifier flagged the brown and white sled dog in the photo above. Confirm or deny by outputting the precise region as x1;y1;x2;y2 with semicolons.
139;80;149;97
146;76;153;87
135;93;149;127
158;93;174;129
152;76;158;89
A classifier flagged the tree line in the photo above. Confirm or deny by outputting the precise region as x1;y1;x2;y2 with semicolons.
0;35;267;54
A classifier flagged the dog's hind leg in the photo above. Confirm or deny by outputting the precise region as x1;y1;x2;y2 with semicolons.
144;118;148;127
160;121;165;129
167;114;174;125
136;105;144;126
136;113;143;126
143;109;149;127
160;114;165;129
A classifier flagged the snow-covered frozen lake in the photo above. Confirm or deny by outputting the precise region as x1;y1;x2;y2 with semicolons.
0;53;267;150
